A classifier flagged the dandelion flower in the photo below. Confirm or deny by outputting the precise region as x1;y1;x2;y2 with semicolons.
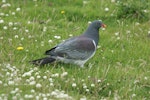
17;46;24;50
61;10;65;14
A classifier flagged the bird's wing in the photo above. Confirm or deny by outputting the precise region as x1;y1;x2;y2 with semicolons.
46;37;96;60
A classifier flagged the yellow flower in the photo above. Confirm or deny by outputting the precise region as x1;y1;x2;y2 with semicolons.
17;46;24;50
61;10;65;14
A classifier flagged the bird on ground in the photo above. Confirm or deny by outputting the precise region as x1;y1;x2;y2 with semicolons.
31;20;106;67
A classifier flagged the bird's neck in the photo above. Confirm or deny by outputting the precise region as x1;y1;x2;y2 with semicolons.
83;27;99;46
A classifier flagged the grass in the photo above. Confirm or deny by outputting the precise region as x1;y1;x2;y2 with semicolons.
0;0;150;99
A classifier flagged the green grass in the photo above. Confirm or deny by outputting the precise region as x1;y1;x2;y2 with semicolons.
0;0;150;99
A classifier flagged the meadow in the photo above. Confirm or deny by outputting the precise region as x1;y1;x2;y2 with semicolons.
0;0;150;100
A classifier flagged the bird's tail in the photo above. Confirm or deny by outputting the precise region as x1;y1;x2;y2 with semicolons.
30;57;56;66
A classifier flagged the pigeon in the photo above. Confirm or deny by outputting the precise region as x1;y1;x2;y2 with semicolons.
31;20;106;67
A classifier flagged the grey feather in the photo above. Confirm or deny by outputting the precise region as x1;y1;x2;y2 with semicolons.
31;20;105;67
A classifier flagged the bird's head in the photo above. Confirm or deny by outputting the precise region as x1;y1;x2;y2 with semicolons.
89;20;106;30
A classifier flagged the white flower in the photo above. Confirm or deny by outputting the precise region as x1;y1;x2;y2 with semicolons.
88;76;90;78
107;83;110;86
143;10;148;13
16;8;21;11
8;22;13;26
50;83;54;86
28;35;32;38
0;20;4;24
48;39;53;43
29;81;36;85
111;50;114;53
3;26;8;30
8;80;15;85
117;37;120;40
13;27;17;30
25;29;29;33
115;32;119;36
126;30;131;34
22;71;32;77
91;84;95;87
0;80;3;84
27;21;31;24
24;94;34;99
49;78;53;82
97;79;101;83
83;1;89;5
51;73;59;77
1;3;11;8
12;12;16;15
61;72;68;77
86;89;89;92
2;0;6;3
29;76;35;81
72;83;77;87
14;35;19;38
21;37;24;41
144;77;148;80
51;91;57;96
88;21;91;24
5;14;9;16
31;89;35;93
36;96;40;100
102;28;106;30
0;13;5;16
69;34;73;37
10;90;16;94
104;8;109;12
83;85;87;89
36;75;41;79
0;37;3;40
80;96;87;100
43;97;48;100
132;93;136;97
134;80;140;84
43;26;47;32
111;0;115;3
43;76;47;79
135;22;140;26
54;35;61;39
36;83;42;88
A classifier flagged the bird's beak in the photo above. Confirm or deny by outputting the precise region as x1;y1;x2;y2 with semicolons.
101;24;107;28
